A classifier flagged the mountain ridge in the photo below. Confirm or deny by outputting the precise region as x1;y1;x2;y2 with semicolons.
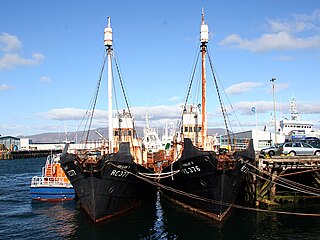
18;127;228;143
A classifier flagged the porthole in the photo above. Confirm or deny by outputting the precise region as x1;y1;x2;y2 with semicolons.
108;187;115;194
200;180;207;186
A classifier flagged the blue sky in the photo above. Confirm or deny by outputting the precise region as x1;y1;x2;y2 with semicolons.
1;0;320;137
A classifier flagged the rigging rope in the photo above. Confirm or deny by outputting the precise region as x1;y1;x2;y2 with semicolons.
81;49;107;144
178;51;200;132
207;51;232;148
139;170;180;179
113;55;139;141
67;50;108;144
183;48;200;112
206;46;249;141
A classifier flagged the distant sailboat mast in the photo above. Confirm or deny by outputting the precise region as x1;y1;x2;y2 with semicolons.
104;17;113;153
200;9;209;149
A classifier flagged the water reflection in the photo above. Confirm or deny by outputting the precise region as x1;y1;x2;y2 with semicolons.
2;158;320;240
143;192;175;239
31;201;78;239
158;193;223;239
221;204;320;240
66;197;157;240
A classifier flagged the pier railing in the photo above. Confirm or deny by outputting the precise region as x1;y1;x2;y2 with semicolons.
30;176;73;188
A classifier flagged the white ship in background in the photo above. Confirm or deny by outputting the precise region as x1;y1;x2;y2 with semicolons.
142;113;176;153
276;98;320;140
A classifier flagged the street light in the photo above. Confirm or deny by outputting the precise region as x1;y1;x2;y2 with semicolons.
270;78;277;144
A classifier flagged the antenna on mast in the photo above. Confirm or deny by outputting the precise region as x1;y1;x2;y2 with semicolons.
105;16;114;153
104;16;113;47
200;8;209;149
200;8;209;44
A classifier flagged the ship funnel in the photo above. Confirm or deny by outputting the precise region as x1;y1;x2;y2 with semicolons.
200;9;209;43
104;16;113;47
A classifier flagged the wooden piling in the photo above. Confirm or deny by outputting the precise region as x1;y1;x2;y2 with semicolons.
254;155;320;205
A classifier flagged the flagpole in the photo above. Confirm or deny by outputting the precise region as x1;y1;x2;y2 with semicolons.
270;78;277;144
255;108;258;130
251;107;257;130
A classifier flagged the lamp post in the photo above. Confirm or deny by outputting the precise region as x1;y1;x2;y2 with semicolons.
270;78;277;144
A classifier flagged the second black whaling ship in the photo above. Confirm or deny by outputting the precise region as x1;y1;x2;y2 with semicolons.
159;10;255;221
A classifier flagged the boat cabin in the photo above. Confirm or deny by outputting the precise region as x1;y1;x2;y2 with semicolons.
112;110;143;164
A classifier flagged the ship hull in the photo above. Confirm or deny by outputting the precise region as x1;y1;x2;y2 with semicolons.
30;186;75;202
61;144;157;222
160;139;249;221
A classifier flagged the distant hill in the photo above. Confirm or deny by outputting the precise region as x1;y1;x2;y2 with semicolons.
19;127;230;143
208;128;230;136
18;127;143;143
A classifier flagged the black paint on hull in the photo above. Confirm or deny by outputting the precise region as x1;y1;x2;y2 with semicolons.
160;138;254;221
61;143;157;222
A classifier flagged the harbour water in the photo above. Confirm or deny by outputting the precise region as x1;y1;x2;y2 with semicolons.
1;158;320;240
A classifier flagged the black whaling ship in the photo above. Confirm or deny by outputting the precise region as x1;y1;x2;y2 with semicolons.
159;10;255;221
60;17;156;223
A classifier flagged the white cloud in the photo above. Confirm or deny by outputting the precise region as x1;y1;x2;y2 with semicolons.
297;101;320;114
274;55;294;61
219;9;320;52
40;76;52;84
44;108;107;121
0;33;44;70
0;84;13;91
229;100;320;116
291;9;320;30
168;96;180;101
266;83;290;93
268;20;314;33
220;32;320;52
0;33;22;52
0;52;44;70
131;104;181;121
225;82;263;95
232;101;275;115
5;100;320;136
41;104;182;128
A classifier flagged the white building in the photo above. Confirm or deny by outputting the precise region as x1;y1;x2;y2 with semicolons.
220;129;285;152
20;138;106;153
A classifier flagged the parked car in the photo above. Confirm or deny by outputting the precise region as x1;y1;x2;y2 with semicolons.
260;143;284;156
280;142;320;156
300;137;320;148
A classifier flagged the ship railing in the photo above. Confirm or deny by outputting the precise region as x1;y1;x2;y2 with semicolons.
31;176;73;188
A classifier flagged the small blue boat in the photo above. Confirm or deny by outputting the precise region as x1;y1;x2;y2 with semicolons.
30;154;75;201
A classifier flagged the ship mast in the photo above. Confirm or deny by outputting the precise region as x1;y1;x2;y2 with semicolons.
200;9;209;149
104;17;113;153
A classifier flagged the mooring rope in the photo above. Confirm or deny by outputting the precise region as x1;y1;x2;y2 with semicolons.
138;170;180;179
253;172;320;197
107;162;320;217
281;168;320;177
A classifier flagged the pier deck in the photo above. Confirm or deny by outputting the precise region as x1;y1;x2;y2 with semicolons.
0;150;62;160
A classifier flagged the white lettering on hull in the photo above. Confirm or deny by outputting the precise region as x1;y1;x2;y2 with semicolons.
181;165;201;174
110;169;130;177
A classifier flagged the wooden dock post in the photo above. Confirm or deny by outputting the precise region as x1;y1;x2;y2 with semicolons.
254;155;320;205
